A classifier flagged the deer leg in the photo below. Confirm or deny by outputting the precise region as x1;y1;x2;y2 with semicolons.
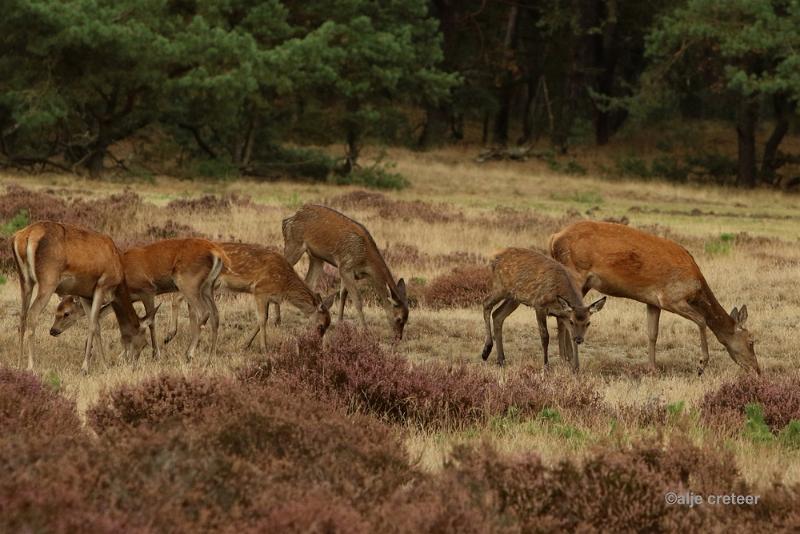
556;318;570;364
185;304;200;361
698;326;710;376
164;294;183;345
201;286;220;359
244;294;267;351
646;304;661;370
338;285;348;322
492;299;520;367
81;285;107;375
16;276;33;369
535;309;550;367
139;294;161;360
480;292;506;361
669;300;710;374
22;279;58;371
340;272;366;329
304;256;324;290
273;302;281;326
79;297;107;361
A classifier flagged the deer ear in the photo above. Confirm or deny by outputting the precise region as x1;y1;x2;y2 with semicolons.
387;284;400;306
588;296;607;313
557;295;573;312
730;306;739;323
322;292;336;309
737;305;748;326
395;278;407;300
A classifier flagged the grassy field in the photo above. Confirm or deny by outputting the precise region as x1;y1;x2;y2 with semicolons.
2;145;800;512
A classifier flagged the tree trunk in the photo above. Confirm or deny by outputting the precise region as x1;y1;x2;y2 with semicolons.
761;94;795;183
85;148;106;178
418;0;458;149
594;0;618;146
492;5;520;146
518;77;539;145
419;106;451;149
736;96;760;188
553;0;597;153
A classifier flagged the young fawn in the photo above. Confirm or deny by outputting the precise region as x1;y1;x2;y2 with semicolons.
481;247;606;370
282;205;408;339
550;220;759;375
169;243;333;352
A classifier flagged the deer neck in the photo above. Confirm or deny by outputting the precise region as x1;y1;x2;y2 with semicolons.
693;281;736;344
287;286;317;317
110;283;141;335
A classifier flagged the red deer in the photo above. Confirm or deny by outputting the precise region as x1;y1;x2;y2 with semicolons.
163;242;283;344
12;221;154;373
282;205;408;339
481;247;606;369
52;238;228;360
56;243;332;354
549;221;759;375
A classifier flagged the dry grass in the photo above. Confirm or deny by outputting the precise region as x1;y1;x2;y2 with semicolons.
1;143;799;494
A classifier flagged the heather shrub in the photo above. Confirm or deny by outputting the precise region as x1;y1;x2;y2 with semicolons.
423;265;491;309
701;373;800;432
326;190;463;224
0;368;81;438
167;194;232;212
258;324;602;429
87;374;235;433
80;375;413;531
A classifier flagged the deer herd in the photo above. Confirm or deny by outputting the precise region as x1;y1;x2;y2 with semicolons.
11;204;760;376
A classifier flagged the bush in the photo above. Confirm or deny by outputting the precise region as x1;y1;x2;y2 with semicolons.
330;166;409;190
4;373;413;532
327;189;463;224
247;324;603;429
423;265;492;309
3;367;800;532
701;373;800;433
0;368;82;438
687;152;738;182
704;232;735;255
1;209;29;235
255;145;336;182
651;155;690;182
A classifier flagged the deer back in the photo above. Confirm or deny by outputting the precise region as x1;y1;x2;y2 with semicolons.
492;247;583;309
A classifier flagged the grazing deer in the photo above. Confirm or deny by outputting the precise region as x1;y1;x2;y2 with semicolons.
549;221;759;375
163;243;282;345
12;221;154;373
481;247;606;369
58;243;332;353
282;205;408;339
51;238;228;360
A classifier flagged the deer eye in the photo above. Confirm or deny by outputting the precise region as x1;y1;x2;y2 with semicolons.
64;312;70;317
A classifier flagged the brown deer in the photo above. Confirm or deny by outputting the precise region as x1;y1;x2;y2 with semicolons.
51;238;228;360
549;221;759;375
162;242;282;344
481;247;606;369
282;205;408;339
57;242;332;353
12;221;155;373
